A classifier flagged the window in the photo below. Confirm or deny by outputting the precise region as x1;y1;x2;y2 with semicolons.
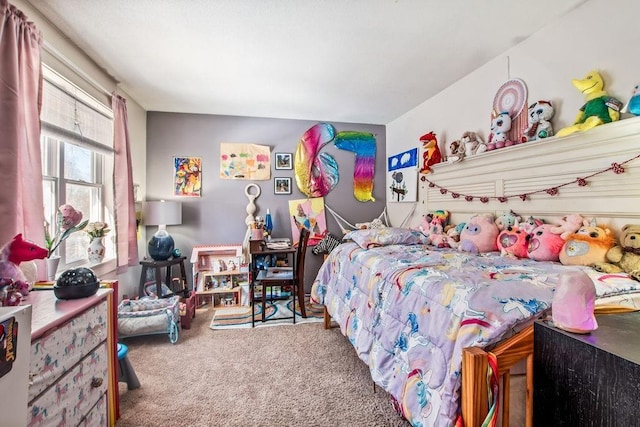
41;65;115;270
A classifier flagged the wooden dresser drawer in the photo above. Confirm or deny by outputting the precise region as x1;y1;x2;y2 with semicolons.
29;300;108;401
28;341;108;426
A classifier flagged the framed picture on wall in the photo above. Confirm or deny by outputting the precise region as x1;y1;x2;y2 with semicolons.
275;153;293;170
274;177;292;195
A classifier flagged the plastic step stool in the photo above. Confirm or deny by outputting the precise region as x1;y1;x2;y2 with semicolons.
117;342;140;390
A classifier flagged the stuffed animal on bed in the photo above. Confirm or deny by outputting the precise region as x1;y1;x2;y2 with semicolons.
519;216;544;234
487;112;513;150
497;225;529;259
459;214;499;254
559;221;616;266
522;100;555;142
550;214;585;240
527;224;565;262
556;70;623;137
425;218;458;249
591;224;640;281
495;210;521;231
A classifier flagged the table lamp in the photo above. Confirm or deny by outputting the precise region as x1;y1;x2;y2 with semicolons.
143;200;182;261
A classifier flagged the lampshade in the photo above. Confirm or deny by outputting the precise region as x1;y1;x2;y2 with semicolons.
143;200;182;261
143;200;182;226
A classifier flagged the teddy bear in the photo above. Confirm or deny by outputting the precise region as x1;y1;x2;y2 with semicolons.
549;214;584;240
522;100;555;142
461;131;487;157
446;139;465;163
591;224;640;281
487;112;513;150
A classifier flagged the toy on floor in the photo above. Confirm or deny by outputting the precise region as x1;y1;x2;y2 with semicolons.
592;224;640;281
419;131;443;174
552;270;598;334
621;83;640;116
527;224;565;262
459;214;499;254
559;220;616;266
0;233;48;284
487;112;513;150
556;70;623;137
461;131;487;157
522;100;555;142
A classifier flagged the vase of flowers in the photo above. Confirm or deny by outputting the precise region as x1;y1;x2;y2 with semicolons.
44;204;88;279
85;222;110;264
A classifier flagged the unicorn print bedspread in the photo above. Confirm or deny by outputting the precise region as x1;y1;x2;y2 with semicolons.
310;241;640;426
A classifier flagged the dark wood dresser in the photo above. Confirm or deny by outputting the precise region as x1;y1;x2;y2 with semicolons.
533;312;640;426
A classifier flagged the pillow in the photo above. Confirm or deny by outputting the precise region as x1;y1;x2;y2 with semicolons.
344;227;428;249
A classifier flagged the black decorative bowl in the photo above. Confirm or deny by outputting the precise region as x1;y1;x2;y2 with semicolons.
54;267;100;300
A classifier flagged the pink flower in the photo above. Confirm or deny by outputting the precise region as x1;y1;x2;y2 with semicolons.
58;204;83;230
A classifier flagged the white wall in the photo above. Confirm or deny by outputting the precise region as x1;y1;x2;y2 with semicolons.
386;0;640;227
14;0;147;299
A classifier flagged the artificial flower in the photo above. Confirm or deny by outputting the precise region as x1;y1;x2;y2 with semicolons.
85;221;111;239
44;204;88;257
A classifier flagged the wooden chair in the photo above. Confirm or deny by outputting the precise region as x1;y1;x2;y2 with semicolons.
255;228;309;322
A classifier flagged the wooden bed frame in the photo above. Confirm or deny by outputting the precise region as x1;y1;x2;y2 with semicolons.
321;117;640;426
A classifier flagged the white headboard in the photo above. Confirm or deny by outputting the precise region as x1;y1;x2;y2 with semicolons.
388;117;640;232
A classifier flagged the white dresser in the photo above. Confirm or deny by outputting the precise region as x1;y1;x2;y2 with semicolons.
26;288;115;427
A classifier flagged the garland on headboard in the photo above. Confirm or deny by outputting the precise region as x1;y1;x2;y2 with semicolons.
421;153;640;203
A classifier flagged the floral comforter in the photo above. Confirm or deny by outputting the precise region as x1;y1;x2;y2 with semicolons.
311;239;640;427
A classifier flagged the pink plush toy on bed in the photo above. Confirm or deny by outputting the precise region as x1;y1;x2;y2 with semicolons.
497;225;529;258
459;214;500;254
426;218;458;249
549;214;584;240
527;224;565;262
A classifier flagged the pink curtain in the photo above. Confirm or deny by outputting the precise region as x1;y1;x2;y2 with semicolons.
112;93;139;272
0;1;44;250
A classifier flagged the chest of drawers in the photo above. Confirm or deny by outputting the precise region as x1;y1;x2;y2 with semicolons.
26;288;115;426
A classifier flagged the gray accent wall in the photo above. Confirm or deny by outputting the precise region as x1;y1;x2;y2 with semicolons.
146;112;386;292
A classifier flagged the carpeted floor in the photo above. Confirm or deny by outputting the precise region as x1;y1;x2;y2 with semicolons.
210;297;324;329
117;305;410;426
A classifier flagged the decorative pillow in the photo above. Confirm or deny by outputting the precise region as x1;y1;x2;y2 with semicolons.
344;227;428;249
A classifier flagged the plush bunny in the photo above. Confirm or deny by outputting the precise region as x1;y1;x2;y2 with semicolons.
550;214;584;240
522;100;555;142
487;112;513;150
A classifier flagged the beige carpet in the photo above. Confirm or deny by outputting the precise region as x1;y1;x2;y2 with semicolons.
117;306;526;426
117;306;409;426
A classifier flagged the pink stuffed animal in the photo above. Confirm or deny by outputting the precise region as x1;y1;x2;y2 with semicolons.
0;234;48;284
487;112;513;150
426;218;458;249
497;225;529;258
550;214;584;240
459;214;500;254
527;224;565;262
519;216;544;234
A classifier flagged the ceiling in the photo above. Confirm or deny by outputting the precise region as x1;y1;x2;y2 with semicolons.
28;0;587;125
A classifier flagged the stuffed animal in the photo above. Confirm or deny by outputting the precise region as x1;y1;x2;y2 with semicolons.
495;210;521;231
527;224;565;262
461;131;487;157
0;234;48;284
426;218;458;249
552;270;598;334
556;70;623;137
592;224;640;281
445;223;464;243
519;216;544;234
446;139;465;163
487;112;513;150
559;221;616;266
621;84;640;116
497;225;529;259
549;214;585;240
419;131;443;174
459;214;500;254
417;213;434;235
522;100;555;142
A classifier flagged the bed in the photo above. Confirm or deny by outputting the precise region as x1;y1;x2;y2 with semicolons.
313;118;640;427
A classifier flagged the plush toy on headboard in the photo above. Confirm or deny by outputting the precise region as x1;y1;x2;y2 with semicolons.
621;84;640;116
487;112;513;150
522;100;555;142
419;131;443;174
461;131;487;157
559;220;616;266
556;70;623;137
592;224;640;281
459;214;500;254
0;233;48;283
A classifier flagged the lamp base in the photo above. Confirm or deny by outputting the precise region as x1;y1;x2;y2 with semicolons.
148;229;175;261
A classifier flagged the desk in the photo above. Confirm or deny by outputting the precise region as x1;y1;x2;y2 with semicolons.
139;257;188;298
249;240;305;327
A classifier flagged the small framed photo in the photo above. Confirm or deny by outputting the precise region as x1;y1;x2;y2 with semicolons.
274;177;292;195
275;153;293;170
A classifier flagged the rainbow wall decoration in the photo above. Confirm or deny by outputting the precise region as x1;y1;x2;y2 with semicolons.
334;131;377;202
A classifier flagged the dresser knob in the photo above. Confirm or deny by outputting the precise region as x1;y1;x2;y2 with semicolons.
91;377;103;388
